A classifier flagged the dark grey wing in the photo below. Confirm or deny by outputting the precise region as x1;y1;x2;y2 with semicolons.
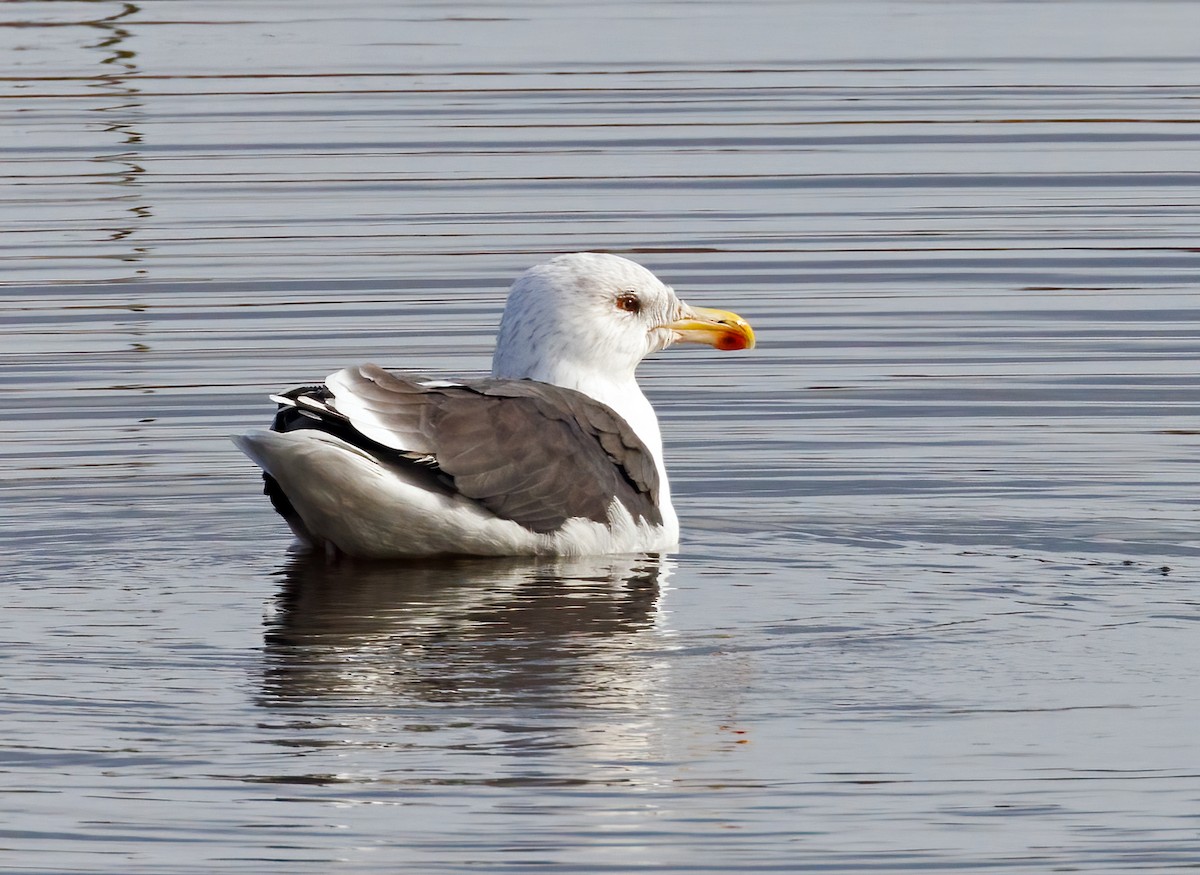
322;364;662;533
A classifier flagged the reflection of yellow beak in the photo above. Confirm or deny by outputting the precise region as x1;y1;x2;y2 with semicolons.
663;306;755;351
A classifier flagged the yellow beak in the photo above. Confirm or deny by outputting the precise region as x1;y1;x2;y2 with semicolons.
663;306;755;351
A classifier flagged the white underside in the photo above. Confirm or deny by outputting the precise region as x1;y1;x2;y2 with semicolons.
234;430;680;559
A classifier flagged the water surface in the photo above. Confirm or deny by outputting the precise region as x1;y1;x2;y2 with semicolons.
3;1;1200;872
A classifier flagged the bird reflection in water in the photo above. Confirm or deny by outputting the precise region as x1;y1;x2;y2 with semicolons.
260;554;669;709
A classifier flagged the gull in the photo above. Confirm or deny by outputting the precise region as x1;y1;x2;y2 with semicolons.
234;252;754;558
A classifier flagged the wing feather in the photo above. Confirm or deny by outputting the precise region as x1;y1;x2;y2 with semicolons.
275;363;662;534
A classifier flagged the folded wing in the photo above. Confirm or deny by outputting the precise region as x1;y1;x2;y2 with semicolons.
273;364;661;534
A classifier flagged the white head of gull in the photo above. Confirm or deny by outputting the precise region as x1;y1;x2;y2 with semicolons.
234;252;754;559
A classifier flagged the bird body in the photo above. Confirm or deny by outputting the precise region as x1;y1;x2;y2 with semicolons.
235;253;753;559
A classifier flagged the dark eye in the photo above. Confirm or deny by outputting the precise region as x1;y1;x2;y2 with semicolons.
615;292;641;314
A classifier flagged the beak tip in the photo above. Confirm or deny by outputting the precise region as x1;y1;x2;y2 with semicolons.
715;331;754;352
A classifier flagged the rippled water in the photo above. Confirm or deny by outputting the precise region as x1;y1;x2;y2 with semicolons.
4;1;1200;872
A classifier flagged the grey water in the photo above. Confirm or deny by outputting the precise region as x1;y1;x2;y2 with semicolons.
3;0;1200;871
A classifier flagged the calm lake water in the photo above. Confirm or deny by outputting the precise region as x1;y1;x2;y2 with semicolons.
4;0;1200;872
